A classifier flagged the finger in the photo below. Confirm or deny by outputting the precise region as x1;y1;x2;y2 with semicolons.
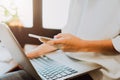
26;52;40;59
54;33;63;39
39;37;51;43
47;38;65;46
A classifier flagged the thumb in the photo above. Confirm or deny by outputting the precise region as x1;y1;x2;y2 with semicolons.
47;39;63;49
47;38;64;45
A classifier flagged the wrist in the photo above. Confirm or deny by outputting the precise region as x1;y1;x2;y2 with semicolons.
78;40;90;52
78;39;115;53
79;40;104;52
78;40;103;52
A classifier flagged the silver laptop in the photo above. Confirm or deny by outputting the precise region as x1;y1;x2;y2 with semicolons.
0;23;100;80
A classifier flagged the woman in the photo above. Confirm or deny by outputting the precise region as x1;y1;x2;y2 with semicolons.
27;0;120;80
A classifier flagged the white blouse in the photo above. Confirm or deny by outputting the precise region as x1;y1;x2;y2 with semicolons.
62;0;120;80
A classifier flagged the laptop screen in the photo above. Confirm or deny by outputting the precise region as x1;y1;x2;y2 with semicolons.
0;24;42;80
0;40;13;63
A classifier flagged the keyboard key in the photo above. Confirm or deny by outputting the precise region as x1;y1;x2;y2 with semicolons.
30;56;78;80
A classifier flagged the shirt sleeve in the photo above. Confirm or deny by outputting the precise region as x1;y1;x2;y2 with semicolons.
112;36;120;53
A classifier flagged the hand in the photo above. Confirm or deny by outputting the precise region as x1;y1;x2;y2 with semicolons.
47;33;117;54
26;43;57;59
47;33;86;52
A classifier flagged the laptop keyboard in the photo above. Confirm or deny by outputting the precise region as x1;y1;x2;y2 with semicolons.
30;56;78;80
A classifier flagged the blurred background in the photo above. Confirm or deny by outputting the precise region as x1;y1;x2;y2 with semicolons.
0;0;70;47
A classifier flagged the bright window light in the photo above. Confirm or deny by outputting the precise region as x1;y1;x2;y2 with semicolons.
0;0;33;28
42;0;70;29
16;0;33;27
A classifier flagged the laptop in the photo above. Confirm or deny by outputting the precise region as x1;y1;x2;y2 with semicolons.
0;23;100;80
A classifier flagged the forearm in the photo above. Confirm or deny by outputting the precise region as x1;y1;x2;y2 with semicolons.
49;33;118;53
80;40;117;53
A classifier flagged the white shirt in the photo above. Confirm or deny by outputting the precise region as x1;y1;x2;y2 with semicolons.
62;0;120;80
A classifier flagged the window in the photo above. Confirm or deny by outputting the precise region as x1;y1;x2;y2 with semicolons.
0;0;61;47
42;0;70;29
0;0;33;28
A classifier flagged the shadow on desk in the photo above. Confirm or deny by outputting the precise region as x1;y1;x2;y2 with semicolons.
0;70;35;80
0;70;93;80
68;74;93;80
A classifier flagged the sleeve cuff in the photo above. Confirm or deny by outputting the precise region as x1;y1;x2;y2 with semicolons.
112;36;120;53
